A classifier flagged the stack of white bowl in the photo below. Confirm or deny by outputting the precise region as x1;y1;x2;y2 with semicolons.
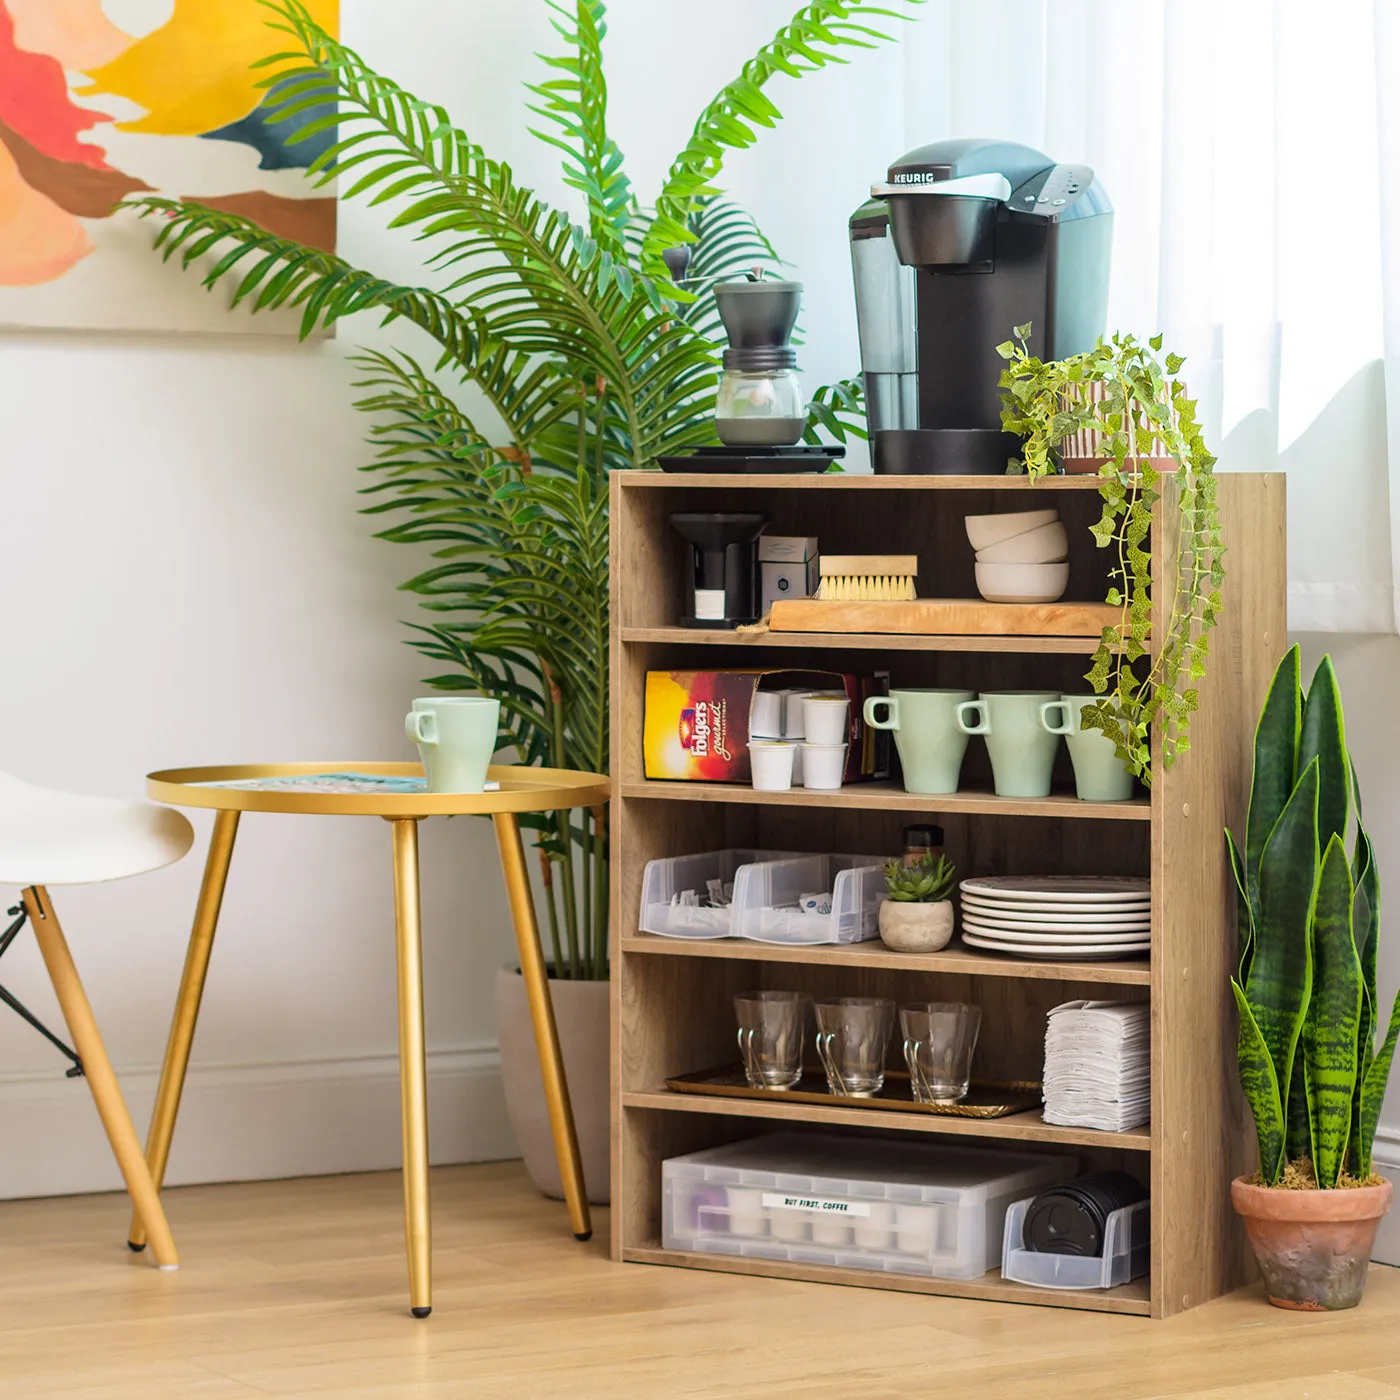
965;509;1069;603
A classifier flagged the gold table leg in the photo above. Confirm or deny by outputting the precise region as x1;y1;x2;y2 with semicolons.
492;812;592;1241
23;887;179;1269
129;809;240;1252
390;817;432;1318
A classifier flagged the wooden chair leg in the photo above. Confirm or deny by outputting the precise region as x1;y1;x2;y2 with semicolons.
22;887;179;1269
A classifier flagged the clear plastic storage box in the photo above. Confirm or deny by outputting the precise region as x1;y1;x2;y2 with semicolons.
663;1133;1078;1280
638;850;795;939
1000;1194;1150;1290
638;851;887;944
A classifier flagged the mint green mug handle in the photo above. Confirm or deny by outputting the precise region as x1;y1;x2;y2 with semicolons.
405;710;438;746
862;695;900;731
956;700;990;736
1040;700;1073;736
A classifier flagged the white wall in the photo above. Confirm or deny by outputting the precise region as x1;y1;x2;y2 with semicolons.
0;0;907;1197
2;2;1399;1244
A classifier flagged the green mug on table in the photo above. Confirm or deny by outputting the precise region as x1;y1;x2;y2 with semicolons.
405;696;501;793
1040;694;1135;801
862;689;975;795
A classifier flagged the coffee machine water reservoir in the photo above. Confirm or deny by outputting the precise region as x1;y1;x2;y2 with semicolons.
850;139;1113;474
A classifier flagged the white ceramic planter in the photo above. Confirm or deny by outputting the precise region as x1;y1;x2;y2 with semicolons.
495;966;610;1205
878;899;955;953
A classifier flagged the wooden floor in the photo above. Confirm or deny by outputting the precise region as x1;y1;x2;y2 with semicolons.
3;1163;1400;1399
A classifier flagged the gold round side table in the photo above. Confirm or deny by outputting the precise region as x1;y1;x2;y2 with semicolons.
133;762;610;1318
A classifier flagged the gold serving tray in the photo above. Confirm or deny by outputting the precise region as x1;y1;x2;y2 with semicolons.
665;1065;1043;1118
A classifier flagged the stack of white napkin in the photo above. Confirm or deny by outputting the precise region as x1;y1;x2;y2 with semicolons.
1042;1000;1150;1132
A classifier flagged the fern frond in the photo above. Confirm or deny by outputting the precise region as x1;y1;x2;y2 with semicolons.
124;197;480;358
527;0;634;254
641;0;920;276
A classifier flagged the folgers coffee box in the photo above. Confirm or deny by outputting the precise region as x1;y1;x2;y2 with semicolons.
643;669;891;783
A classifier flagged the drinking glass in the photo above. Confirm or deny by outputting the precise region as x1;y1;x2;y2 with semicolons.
734;990;809;1090
813;997;895;1096
900;1002;983;1104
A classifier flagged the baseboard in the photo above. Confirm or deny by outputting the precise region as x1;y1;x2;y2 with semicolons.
0;1043;517;1201
1371;1128;1400;1265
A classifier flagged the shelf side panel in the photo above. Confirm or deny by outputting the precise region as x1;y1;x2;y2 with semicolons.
1151;471;1285;1316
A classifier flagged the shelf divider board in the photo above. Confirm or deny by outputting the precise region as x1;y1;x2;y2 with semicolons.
620;933;1152;986
610;469;1287;1323
620;1247;1154;1316
622;780;1151;821
621;1090;1151;1150
622;627;1108;654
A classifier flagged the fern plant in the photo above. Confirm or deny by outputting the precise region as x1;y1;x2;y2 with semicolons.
997;327;1225;786
126;0;915;978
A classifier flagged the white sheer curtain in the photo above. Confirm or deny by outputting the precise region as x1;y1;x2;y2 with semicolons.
894;0;1400;632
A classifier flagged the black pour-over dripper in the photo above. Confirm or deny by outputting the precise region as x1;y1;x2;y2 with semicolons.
670;512;767;628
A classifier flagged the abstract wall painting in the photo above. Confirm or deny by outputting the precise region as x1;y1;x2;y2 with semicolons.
0;0;338;334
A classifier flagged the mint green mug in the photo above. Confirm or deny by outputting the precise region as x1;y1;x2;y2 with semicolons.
955;692;1061;798
863;690;975;794
405;697;501;793
1040;695;1134;801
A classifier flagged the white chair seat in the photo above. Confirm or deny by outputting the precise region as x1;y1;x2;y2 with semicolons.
0;770;193;887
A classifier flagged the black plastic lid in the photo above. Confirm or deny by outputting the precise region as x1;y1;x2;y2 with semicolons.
722;346;797;372
902;825;945;849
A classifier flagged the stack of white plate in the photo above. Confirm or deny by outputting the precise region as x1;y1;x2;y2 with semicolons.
958;876;1151;960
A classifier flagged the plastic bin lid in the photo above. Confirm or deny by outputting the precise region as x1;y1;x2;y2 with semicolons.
667;1132;1067;1190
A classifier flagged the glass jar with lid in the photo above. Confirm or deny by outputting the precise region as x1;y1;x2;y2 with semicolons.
715;346;805;447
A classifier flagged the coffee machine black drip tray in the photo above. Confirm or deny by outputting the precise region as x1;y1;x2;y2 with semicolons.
657;445;844;474
873;428;1022;476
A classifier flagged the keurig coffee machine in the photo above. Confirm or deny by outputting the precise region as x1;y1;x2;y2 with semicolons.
850;138;1113;474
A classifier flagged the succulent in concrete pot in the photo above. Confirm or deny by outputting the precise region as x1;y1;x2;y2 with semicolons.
878;854;956;953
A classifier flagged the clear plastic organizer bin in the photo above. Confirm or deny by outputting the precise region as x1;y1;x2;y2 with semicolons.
638;850;798;939
663;1133;1077;1281
1000;1195;1150;1290
637;850;885;943
732;854;887;945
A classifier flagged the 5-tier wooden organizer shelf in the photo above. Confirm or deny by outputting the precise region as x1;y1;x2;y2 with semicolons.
609;470;1285;1318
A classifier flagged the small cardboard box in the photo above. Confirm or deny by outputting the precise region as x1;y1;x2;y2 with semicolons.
758;536;820;616
758;536;819;564
643;668;890;783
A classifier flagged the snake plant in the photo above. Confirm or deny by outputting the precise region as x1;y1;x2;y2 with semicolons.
123;0;914;978
1228;645;1398;1187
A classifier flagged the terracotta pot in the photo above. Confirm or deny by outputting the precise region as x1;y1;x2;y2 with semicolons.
878;899;954;953
1231;1175;1392;1310
495;967;610;1205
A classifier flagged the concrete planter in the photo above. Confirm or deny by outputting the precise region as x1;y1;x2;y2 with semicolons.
1231;1175;1392;1310
878;899;955;953
495;966;610;1205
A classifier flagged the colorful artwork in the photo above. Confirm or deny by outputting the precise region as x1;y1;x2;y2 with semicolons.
0;0;338;332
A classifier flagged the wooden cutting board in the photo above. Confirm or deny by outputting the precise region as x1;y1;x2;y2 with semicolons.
768;597;1122;637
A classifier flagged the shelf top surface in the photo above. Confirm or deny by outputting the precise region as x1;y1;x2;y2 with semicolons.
620;472;1105;491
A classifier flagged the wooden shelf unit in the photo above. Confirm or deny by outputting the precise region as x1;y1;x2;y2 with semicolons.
609;470;1286;1319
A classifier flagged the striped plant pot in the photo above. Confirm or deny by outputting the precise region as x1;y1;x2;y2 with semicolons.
1059;379;1176;474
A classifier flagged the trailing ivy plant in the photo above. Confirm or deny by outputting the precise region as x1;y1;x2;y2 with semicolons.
997;327;1225;784
123;0;914;978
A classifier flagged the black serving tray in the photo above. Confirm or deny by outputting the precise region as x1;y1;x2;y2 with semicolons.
656;445;844;474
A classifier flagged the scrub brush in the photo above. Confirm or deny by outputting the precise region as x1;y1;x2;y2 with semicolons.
816;555;918;602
